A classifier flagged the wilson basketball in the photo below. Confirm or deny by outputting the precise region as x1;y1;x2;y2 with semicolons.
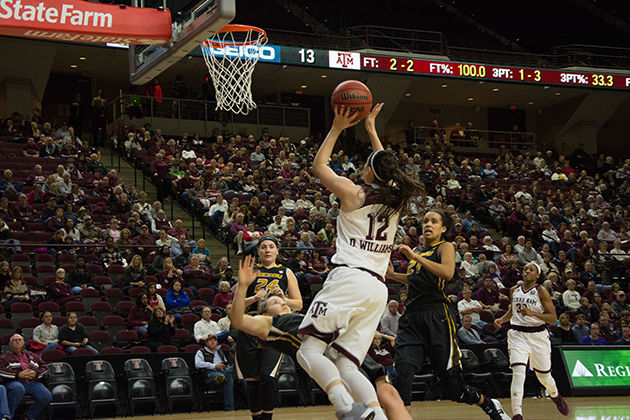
331;80;373;120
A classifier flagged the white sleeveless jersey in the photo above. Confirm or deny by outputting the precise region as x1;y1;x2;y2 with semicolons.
511;284;545;327
332;187;399;278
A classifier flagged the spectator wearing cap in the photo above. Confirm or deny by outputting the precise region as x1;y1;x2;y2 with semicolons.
195;333;234;410
0;334;50;420
572;314;590;342
580;322;607;345
612;291;630;315
78;215;104;243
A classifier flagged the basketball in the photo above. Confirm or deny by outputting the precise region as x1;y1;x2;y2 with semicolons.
331;80;373;120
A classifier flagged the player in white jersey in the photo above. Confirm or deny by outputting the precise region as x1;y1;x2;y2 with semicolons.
296;104;425;420
495;262;569;420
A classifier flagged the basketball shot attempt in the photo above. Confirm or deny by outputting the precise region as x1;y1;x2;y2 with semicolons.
494;262;570;420
296;80;425;420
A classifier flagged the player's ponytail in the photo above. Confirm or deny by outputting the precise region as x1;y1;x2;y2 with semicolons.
368;150;426;221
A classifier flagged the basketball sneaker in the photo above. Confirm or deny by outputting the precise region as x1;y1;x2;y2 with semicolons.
336;403;375;420
489;399;511;420
551;394;569;415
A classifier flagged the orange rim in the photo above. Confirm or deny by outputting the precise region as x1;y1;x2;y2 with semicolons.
203;24;267;48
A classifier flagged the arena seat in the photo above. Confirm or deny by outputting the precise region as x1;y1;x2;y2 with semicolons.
85;360;121;418
161;357;196;413
47;361;81;419
123;358;160;415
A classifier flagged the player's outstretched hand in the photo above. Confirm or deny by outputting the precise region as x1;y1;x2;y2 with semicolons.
238;255;259;287
364;102;384;133
397;244;414;260
332;105;361;130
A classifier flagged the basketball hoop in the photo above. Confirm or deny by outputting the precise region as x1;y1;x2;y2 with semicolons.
201;24;267;115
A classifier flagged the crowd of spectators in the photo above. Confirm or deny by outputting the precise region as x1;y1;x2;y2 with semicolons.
2;110;630;410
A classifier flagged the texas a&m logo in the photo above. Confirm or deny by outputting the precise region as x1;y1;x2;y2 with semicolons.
329;51;361;70
309;301;328;318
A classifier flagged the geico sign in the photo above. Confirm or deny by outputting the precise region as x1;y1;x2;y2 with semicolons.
207;45;277;61
0;0;113;27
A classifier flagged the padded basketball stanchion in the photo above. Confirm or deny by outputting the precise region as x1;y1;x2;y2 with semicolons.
201;24;267;115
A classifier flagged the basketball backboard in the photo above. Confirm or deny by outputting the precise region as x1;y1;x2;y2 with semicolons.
129;0;235;85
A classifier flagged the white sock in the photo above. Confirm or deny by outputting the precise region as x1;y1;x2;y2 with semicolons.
336;355;384;419
296;337;353;413
511;365;526;416
328;384;355;414
535;371;558;398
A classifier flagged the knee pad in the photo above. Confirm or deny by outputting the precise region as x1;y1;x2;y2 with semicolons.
246;381;262;413
259;377;278;412
439;369;480;405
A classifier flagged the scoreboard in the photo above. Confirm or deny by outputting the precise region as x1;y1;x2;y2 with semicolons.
199;43;630;90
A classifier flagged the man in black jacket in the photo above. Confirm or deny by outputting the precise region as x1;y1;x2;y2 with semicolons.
194;334;234;411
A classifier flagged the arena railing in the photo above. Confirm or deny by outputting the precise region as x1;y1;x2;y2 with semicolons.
411;126;536;151
109;94;311;131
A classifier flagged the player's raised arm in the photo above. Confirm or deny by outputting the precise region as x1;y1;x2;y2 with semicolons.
399;243;456;281
231;256;272;339
312;107;363;209
364;103;384;152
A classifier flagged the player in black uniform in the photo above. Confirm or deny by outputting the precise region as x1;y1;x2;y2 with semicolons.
234;236;302;420
386;210;510;420
232;255;411;420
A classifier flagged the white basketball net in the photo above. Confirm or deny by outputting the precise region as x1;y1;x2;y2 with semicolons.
202;26;267;115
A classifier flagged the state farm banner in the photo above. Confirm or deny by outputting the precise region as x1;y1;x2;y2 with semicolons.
0;0;172;44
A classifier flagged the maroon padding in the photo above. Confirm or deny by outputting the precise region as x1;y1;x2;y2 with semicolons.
80;288;100;298
38;301;61;313
173;329;190;340
10;302;32;313
91;301;113;312
116;301;134;313
64;301;86;312
0;319;14;329
116;330;139;342
104;288;124;298
41;349;65;362
78;316;99;327
180;313;200;325
103;315;125;326
19;317;40;329
101;347;124;355
89;331;112;342
157;345;179;353
182;344;202;353
128;346;151;354
72;347;97;356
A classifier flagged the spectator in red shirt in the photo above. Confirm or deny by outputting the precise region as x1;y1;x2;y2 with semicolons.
212;281;234;310
475;276;500;313
0;334;51;420
167;219;188;240
128;292;152;338
151;153;171;203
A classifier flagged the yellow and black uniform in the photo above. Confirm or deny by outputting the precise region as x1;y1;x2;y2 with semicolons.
235;263;291;417
266;312;387;385
235;264;289;380
246;263;289;311
394;241;464;406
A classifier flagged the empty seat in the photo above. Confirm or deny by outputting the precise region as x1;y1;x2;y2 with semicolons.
78;316;100;335
64;301;87;316
85;360;121;418
89;331;113;353
103;315;126;338
47;361;81;419
91;301;113;325
161;357;196;413
123;358;160;415
37;301;61;317
115;330;139;347
79;288;101;309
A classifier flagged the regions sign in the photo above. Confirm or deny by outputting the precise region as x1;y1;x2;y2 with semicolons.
562;348;630;388
0;0;172;44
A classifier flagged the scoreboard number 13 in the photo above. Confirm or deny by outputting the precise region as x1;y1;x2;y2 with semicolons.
299;48;315;64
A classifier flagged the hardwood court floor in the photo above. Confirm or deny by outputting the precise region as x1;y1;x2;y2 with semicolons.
117;396;630;419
